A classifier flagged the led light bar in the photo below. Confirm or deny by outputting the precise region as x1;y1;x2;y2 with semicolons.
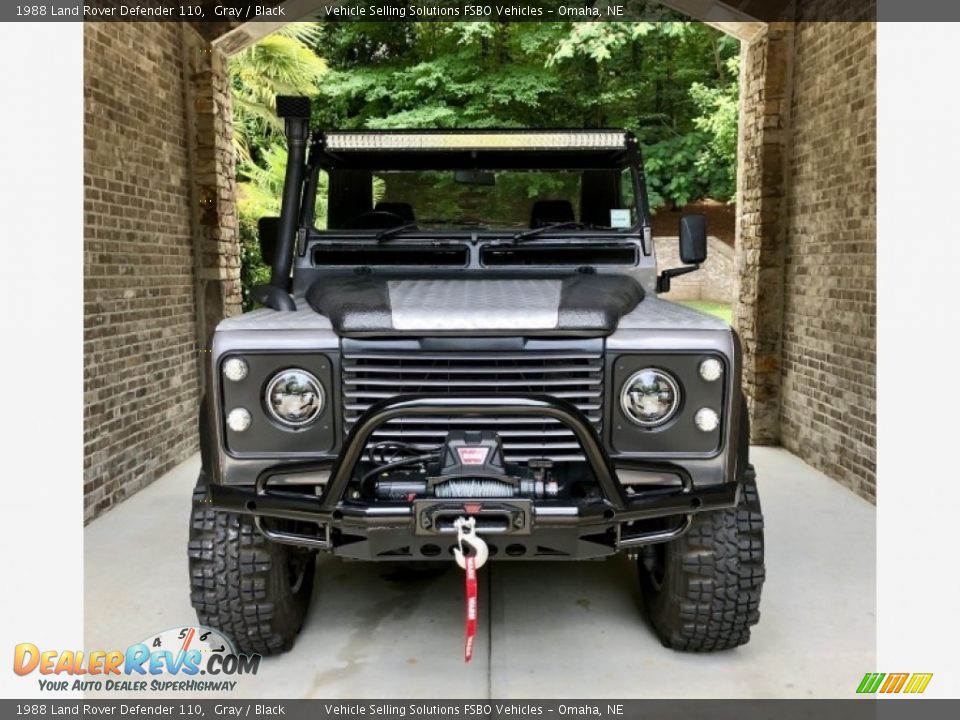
324;131;628;152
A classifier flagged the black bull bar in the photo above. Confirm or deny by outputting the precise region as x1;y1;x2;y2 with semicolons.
206;395;740;557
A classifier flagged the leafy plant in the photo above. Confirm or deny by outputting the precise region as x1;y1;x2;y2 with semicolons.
690;55;740;201
235;146;284;310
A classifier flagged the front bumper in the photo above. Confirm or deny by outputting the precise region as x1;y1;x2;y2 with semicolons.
205;395;742;560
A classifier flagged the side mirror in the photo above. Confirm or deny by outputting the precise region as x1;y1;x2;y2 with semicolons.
657;213;708;293
258;216;280;264
679;213;707;264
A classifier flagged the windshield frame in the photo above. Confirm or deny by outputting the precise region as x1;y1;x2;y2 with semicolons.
300;130;654;242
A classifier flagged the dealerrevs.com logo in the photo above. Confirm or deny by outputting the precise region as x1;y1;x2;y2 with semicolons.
13;627;259;692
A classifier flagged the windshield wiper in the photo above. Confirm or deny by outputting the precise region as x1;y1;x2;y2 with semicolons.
375;222;419;243
512;221;581;242
512;221;612;243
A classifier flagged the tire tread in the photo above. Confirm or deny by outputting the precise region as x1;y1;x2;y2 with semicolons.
187;487;313;655
640;468;765;652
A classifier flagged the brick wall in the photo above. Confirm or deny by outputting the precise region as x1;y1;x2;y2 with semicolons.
84;22;199;521
780;21;877;501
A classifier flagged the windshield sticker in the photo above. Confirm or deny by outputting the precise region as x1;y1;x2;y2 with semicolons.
610;209;632;228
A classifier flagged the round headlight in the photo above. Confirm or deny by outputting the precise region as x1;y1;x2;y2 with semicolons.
699;357;723;382
694;408;720;432
265;369;324;428
226;408;252;433
223;357;248;382
621;369;681;427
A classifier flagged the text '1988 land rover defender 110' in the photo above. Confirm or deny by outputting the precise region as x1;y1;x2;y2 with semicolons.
188;96;765;657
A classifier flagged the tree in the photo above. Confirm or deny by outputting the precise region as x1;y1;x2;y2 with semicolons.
690;55;740;202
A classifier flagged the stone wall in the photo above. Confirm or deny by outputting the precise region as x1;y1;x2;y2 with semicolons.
732;23;794;445
780;21;877;501
654;236;735;303
84;23;199;522
182;26;243;347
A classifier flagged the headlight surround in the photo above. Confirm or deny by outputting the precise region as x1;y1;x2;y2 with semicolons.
264;369;324;428
620;368;681;428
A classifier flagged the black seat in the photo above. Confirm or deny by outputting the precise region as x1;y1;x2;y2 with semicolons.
530;200;575;228
374;201;416;222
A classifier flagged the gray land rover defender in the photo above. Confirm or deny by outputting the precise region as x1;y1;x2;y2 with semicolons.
188;96;765;655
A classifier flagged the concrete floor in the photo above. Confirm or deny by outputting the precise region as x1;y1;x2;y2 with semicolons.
84;446;875;699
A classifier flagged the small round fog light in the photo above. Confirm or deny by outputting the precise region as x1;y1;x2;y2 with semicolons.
694;408;720;432
699;358;723;382
226;408;252;433
223;358;248;382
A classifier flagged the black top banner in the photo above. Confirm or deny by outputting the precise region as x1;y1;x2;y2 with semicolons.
4;0;933;25
2;700;960;719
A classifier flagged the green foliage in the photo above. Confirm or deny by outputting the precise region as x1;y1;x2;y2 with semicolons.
690;55;740;202
644;134;711;209
235;146;283;310
236;197;272;311
311;19;740;204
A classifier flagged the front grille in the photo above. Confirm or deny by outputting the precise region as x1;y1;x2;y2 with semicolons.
342;351;603;463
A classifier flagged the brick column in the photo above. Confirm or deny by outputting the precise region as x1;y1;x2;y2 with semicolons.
182;24;242;373
732;22;794;444
84;22;201;520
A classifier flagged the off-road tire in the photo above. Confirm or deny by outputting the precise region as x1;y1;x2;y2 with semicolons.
188;487;316;655
637;468;765;651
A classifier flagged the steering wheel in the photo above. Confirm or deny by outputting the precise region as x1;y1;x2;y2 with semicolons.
342;210;407;230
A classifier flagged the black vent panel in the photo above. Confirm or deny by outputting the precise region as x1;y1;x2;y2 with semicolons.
342;351;603;463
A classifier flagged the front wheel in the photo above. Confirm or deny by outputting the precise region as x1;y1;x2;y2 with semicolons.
637;468;765;651
188;487;316;655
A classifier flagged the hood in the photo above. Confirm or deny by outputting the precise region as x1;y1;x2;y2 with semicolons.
305;274;643;337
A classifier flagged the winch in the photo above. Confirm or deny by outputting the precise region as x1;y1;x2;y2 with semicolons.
369;430;559;501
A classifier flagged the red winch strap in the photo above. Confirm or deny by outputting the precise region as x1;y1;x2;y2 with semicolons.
464;554;478;662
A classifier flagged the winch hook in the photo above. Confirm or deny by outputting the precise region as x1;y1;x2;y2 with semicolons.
453;516;489;570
